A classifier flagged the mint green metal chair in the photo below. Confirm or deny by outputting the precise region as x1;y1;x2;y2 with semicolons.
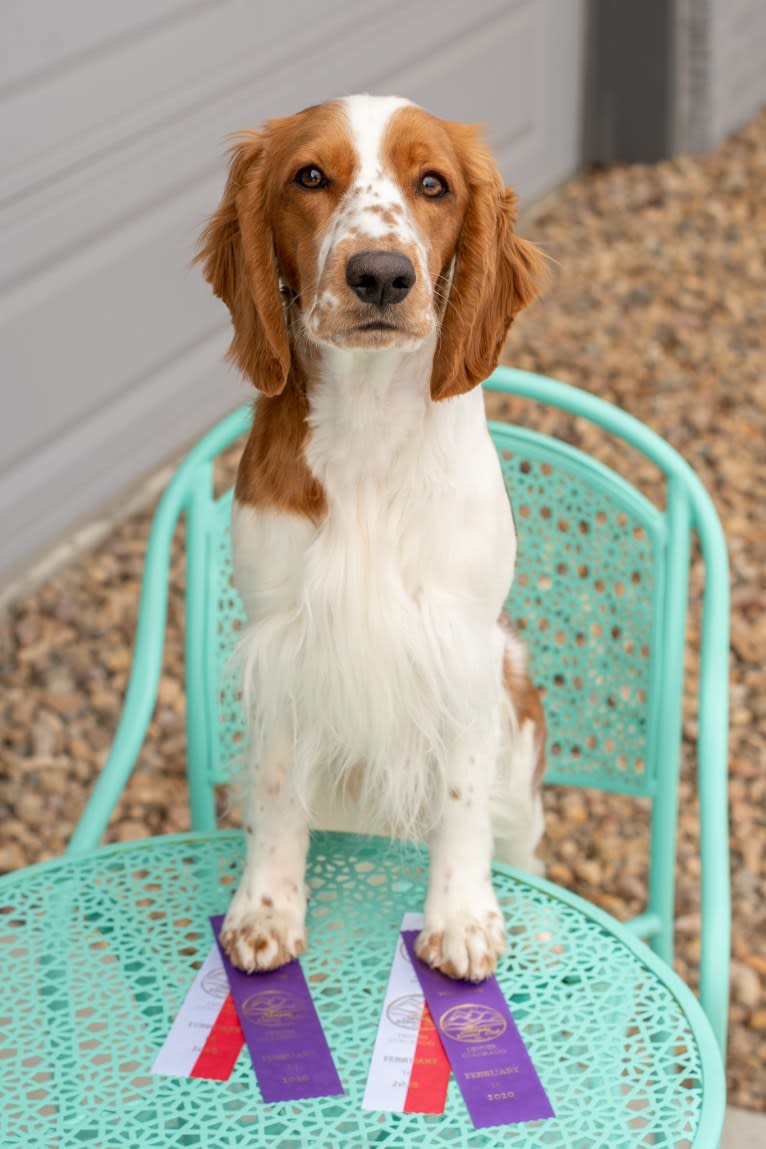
57;367;729;1145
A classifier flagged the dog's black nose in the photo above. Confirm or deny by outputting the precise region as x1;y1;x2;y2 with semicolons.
345;251;415;306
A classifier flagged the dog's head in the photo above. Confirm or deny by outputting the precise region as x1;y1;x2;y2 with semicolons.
197;95;544;400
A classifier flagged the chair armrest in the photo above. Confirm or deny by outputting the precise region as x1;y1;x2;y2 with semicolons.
67;405;252;854
66;475;187;855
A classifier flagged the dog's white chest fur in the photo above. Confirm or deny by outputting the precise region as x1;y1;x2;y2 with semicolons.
232;355;516;833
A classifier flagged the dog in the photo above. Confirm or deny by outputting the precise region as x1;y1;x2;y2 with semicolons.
197;94;546;983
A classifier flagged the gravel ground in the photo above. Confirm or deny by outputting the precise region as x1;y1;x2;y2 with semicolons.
2;110;765;1109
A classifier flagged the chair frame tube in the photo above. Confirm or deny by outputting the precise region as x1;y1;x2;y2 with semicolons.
67;370;730;1052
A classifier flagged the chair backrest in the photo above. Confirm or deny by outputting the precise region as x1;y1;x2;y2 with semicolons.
205;432;662;798
198;373;720;804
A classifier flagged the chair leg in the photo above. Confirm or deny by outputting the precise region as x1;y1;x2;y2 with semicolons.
647;796;677;967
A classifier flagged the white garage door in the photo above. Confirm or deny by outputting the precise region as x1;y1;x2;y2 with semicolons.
0;0;585;577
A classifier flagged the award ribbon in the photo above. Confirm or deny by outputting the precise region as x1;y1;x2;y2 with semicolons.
403;1002;451;1113
363;912;450;1114
152;943;244;1079
189;992;244;1080
401;930;554;1128
210;915;344;1102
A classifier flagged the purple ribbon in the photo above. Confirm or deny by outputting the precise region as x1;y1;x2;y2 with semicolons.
401;930;554;1128
210;916;343;1102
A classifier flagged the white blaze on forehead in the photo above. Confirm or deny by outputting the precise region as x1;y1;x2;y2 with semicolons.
316;94;427;273
342;93;412;181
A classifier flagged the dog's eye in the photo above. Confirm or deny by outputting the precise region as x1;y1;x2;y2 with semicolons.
295;165;328;190
420;172;448;199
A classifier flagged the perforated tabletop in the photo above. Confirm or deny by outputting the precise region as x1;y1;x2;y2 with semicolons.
0;831;723;1148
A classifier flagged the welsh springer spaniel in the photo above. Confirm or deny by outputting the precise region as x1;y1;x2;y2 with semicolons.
198;94;546;982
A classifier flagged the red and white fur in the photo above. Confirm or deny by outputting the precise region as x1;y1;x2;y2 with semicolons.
198;94;546;982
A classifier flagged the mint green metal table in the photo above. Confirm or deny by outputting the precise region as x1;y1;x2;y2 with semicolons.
0;829;724;1148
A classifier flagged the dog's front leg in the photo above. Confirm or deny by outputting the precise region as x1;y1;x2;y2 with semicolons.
221;724;310;972
416;736;505;982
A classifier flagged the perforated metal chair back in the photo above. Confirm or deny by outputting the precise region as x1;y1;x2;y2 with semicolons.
69;368;730;1050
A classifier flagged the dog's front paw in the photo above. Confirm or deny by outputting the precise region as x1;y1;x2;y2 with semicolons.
416;907;505;982
221;896;306;973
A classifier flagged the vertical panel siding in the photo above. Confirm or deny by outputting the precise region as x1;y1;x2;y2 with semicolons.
0;0;584;577
711;0;766;144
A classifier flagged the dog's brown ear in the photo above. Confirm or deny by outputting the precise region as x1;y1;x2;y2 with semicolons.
431;126;545;402
196;131;290;397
